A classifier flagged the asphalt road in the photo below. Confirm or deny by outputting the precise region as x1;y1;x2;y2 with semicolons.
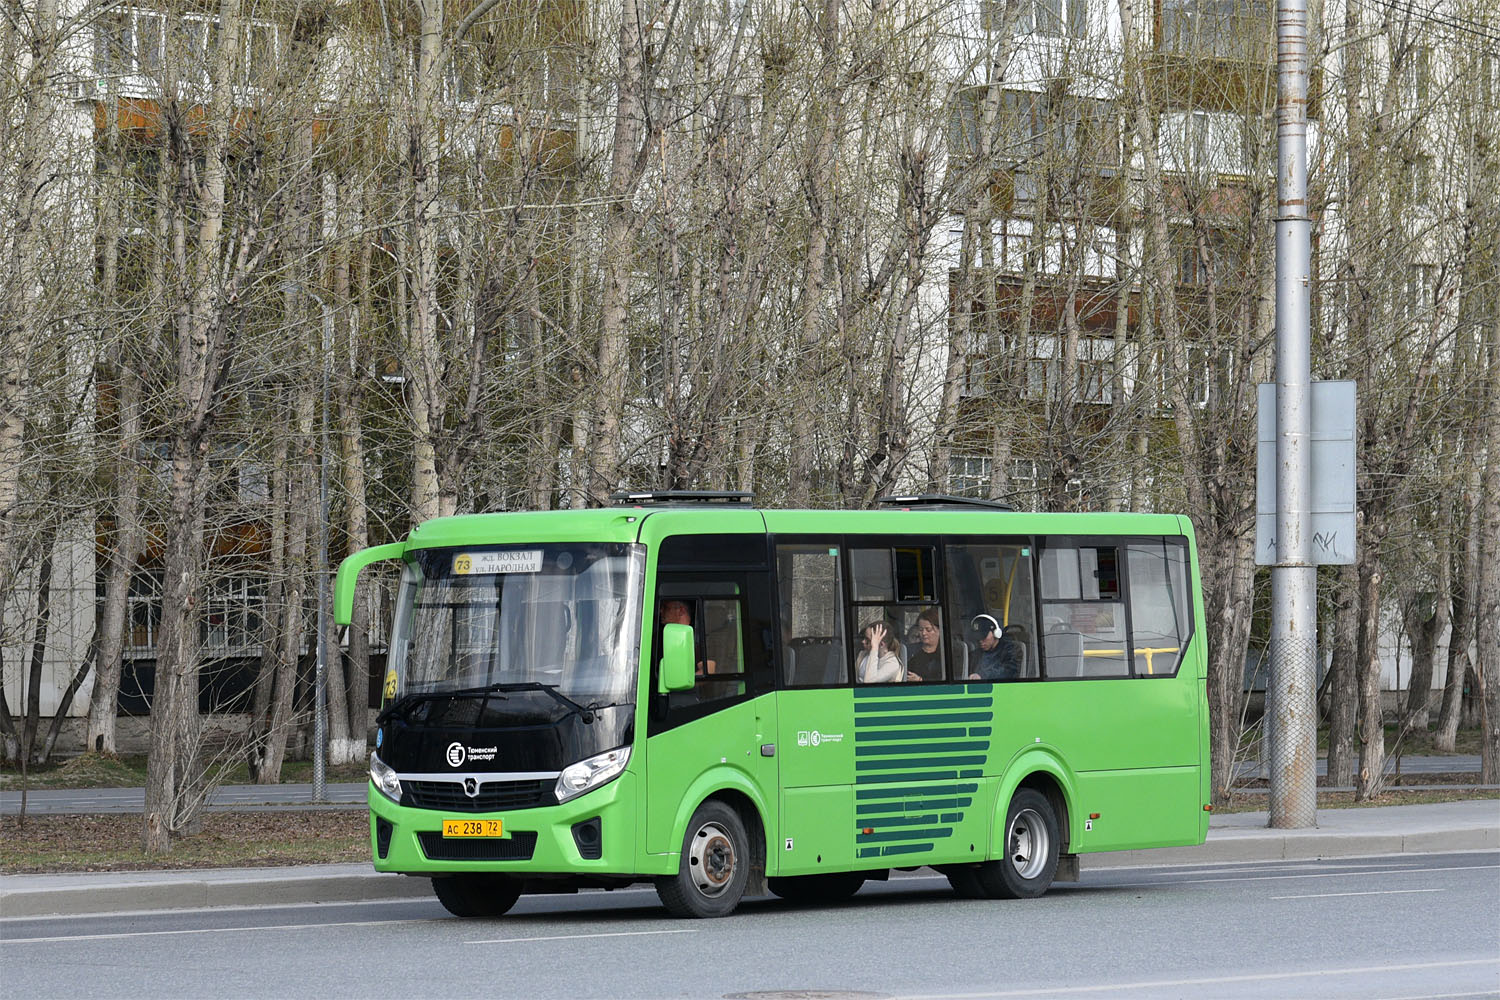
3;851;1495;999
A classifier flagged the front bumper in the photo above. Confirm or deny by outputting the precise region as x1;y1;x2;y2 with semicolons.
367;771;640;876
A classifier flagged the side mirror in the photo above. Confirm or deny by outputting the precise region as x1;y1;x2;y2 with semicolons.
659;623;696;694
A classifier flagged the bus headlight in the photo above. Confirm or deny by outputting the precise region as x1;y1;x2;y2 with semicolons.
370;752;402;801
555;747;630;804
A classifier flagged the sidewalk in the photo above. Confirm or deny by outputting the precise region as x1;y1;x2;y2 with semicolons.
2;800;1495;919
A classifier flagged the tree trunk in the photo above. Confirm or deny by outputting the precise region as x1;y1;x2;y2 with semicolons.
42;640;98;763
1354;544;1386;799
260;388;315;782
336;198;372;759
1401;587;1444;732
22;546;54;766
88;367;143;754
1478;303;1500;784
408;0;446;524
143;0;249;853
248;424;288;781
1326;563;1360;785
1435;464;1479;750
787;0;840;506
585;0;654;504
0;0;58;717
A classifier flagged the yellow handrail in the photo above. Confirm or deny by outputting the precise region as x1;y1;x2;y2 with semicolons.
1078;646;1181;675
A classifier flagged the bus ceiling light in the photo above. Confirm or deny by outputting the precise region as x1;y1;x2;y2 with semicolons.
555;747;631;804
370;752;402;801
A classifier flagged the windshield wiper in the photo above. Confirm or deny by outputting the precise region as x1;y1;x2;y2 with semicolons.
377;681;627;725
480;682;599;723
375;681;514;725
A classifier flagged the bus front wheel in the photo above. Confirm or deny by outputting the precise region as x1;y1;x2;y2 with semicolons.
656;800;750;918
431;874;522;917
973;788;1060;899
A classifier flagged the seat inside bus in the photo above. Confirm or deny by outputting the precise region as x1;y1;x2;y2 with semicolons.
784;637;843;685
1042;629;1083;677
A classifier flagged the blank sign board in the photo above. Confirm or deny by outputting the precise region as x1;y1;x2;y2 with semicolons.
1255;381;1357;565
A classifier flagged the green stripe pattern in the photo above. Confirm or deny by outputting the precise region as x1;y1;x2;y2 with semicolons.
853;684;995;859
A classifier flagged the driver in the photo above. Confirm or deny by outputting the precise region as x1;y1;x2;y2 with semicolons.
660;599;716;674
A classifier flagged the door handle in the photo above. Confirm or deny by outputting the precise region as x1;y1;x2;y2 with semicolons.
760;744;776;757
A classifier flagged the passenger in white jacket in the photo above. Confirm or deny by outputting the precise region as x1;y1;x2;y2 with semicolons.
855;619;906;683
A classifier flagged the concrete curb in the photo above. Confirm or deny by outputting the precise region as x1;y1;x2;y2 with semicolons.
1084;826;1500;868
0;865;432;918
4;800;1497;919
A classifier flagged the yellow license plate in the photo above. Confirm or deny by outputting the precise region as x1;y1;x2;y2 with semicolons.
443;819;504;838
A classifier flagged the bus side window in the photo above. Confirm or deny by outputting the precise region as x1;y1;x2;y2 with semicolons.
1125;538;1191;677
944;542;1039;681
776;544;848;687
698;597;747;700
1039;543;1130;678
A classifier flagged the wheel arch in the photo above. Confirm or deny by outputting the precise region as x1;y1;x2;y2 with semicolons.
992;749;1077;858
669;768;771;894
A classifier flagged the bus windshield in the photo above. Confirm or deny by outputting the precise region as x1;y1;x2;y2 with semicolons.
387;543;645;707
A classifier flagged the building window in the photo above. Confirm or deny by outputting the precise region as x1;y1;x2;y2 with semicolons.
203;575;267;653
1160;0;1270;60
1405;44;1432;103
1009;458;1039;490
992;0;1085;37
1403;264;1436;326
961;353;989;397
1025;356;1054;400
1079;360;1112;404
93;7;279;82
125;571;163;656
949;455;993;497
1161;111;1250;179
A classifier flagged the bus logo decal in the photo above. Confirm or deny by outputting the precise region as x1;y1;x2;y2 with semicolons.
446;742;466;767
798;730;844;747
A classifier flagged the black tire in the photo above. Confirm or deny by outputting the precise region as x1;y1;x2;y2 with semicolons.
656;800;751;918
767;871;867;903
431;874;522;917
972;788;1060;899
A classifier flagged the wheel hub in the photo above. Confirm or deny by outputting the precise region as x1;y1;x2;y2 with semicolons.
689;822;736;896
1008;807;1050;881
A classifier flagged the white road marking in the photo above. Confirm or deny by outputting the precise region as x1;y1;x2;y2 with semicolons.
1153;860;1423;876
465;928;698;945
0;918;427;945
1367;992;1500;1000
1108;863;1499;889
890;958;1500;998
1272;888;1448;900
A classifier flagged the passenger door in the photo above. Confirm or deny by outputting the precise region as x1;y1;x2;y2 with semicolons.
773;541;855;874
640;525;779;858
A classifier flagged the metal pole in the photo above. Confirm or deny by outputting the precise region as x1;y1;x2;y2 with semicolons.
313;304;333;803
1270;0;1317;827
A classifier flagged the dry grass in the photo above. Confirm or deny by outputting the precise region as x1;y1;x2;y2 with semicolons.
1218;788;1499;813
0;810;370;874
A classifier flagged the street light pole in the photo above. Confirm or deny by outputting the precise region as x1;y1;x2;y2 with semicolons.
1270;0;1317;828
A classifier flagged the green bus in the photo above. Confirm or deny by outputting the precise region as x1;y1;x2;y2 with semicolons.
335;493;1209;918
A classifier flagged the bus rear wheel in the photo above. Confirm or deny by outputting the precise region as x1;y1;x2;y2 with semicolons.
656;800;750;918
431;874;522;917
767;871;867;903
972;788;1060;899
